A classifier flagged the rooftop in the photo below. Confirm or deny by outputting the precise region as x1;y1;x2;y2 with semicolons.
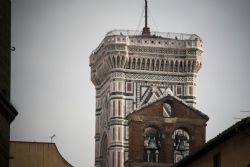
105;29;202;41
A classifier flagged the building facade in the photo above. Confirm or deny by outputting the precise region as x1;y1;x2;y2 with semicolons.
0;1;18;167
174;117;250;167
125;95;208;167
0;0;11;99
9;141;73;167
90;28;203;167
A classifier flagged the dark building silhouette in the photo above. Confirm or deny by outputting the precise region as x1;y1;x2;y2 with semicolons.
0;0;18;167
174;117;250;167
0;0;11;99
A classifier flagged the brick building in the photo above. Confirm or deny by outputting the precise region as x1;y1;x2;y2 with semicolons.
0;0;18;167
125;94;208;167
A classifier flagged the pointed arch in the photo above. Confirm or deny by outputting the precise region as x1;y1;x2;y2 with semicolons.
174;60;178;72
155;59;160;71
165;60;169;71
179;61;183;72
187;60;191;72
170;60;174;72
160;60;164;71
100;133;108;167
132;58;136;69
127;57;132;69
109;56;114;68
112;56;116;68
191;60;196;72
142;58;145;70
184;61;187;72
151;59;155;71
117;56;120;68
121;56;125;68
137;58;141;70
146;59;150;70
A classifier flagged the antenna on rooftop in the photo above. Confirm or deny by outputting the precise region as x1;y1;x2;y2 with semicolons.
50;134;56;143
142;0;151;36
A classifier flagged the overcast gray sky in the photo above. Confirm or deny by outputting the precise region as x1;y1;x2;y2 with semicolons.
11;0;250;167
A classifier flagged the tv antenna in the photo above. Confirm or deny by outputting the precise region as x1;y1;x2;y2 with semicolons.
49;134;56;143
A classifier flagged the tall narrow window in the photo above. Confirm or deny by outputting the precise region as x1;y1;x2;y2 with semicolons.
100;133;108;167
113;82;116;92
126;82;132;92
146;60;150;70
142;59;145;70
132;58;136;69
118;152;121;167
118;82;121;91
125;151;129;162
176;85;182;96
113;152;115;167
118;101;121;116
113;101;115;117
189;86;193;95
125;126;129;140
113;127;115;140
213;153;221;167
118;127;121;140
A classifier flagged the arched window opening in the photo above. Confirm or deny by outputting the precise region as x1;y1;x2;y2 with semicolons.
146;59;150;70
179;61;183;72
132;58;136;69
187;61;191;72
144;127;161;163
126;58;131;69
174;61;178;72
173;129;190;163
155;59;160;71
183;61;187;72
170;61;174;72
112;56;116;68
151;59;155;71
160;60;164;71
192;61;196;72
141;59;145;70
137;59;141;70
117;56;120;68
165;61;169;71
100;133;108;167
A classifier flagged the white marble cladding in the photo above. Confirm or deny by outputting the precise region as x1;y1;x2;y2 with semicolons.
91;29;202;54
91;29;203;167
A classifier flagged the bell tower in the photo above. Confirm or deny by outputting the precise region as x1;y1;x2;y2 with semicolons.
90;1;203;167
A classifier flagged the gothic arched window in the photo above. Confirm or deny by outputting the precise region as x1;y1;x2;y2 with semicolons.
100;133;108;167
146;59;150;70
144;127;161;163
132;58;136;69
172;129;190;163
141;59;145;70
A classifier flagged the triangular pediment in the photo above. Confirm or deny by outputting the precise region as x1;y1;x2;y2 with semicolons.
127;95;209;121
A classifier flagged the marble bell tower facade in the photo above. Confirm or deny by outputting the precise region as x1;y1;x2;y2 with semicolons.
90;2;203;167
